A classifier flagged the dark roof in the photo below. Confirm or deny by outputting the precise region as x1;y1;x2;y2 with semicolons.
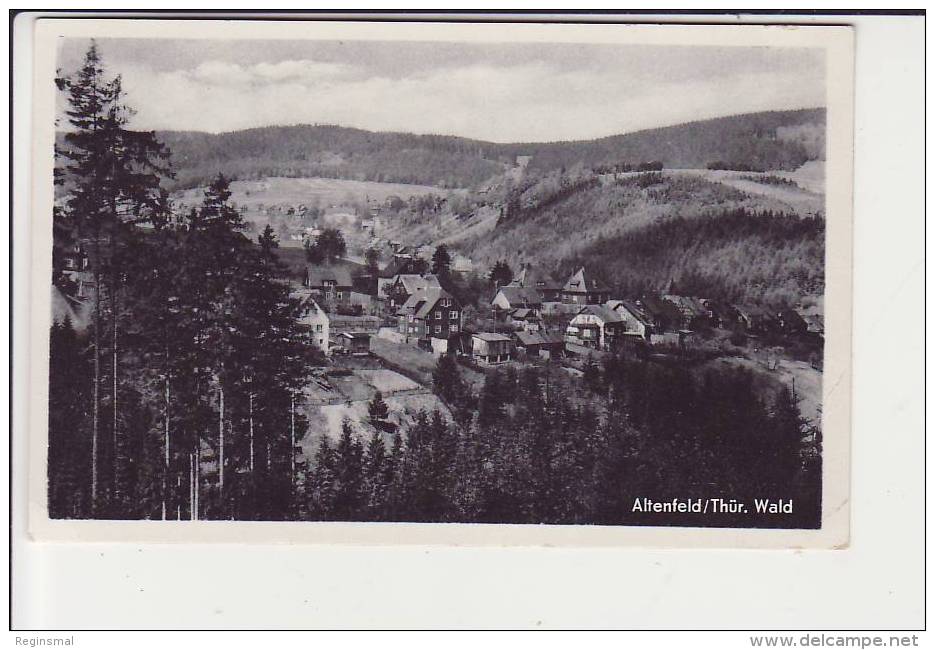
734;303;774;321
639;295;684;323
511;307;539;320
397;273;441;295
514;331;563;347
574;304;624;323
779;309;808;327
352;274;376;295
701;299;738;319
494;286;542;307
338;332;372;340
397;288;454;320
612;299;654;328
662;294;709;318
397;292;427;316
514;331;543;346
414;289;445;319
539;333;565;345
306;264;353;288
562;267;605;294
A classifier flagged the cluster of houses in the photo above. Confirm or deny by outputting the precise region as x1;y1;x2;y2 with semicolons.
486;267;824;357
296;246;823;367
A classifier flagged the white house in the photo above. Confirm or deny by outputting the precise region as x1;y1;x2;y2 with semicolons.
605;299;654;342
565;304;624;350
298;293;330;355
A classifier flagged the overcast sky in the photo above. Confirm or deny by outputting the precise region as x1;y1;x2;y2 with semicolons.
57;38;826;143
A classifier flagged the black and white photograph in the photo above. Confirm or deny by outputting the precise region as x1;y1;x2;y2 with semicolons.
36;20;853;541
14;11;931;636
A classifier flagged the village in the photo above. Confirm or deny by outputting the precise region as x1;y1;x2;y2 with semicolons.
43;37;835;532
280;221;826;448
52;187;826;471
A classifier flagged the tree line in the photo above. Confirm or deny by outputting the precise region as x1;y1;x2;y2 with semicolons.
302;354;821;527
50;43;317;520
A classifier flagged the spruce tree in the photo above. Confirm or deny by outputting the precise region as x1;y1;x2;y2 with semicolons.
368;390;390;425
56;41;170;515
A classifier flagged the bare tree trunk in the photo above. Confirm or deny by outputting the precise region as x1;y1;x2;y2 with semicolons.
109;164;119;511
91;249;101;513
249;392;255;473
162;375;169;520
112;291;118;505
218;384;225;508
189;452;195;521
195;443;201;520
290;393;296;485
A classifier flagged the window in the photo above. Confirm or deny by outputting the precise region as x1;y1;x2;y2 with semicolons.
450;324;459;333
435;311;442;319
315;324;322;332
441;298;451;307
434;325;442;334
449;311;459;319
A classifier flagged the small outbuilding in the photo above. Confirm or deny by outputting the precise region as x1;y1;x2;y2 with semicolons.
336;332;372;355
471;333;514;364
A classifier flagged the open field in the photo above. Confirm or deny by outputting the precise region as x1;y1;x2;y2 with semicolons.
174;176;446;212
666;167;825;216
172;176;460;249
297;363;450;461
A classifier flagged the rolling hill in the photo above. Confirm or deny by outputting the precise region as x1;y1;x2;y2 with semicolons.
154;108;825;190
377;168;826;309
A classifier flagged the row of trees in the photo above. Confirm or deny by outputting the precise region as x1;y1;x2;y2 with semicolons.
50;43;318;520
303;355;821;527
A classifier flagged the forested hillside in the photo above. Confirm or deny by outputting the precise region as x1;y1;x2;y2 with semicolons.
158;127;507;190
118;108;824;190
444;170;825;308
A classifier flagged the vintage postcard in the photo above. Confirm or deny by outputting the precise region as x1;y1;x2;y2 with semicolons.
24;18;853;547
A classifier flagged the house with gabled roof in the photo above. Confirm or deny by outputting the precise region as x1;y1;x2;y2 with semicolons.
701;298;739;328
560;267;609;305
510;307;542;332
388;273;442;309
638;295;685;332
734;304;777;333
491;285;542;313
296;291;330;355
606;299;654;342
306;263;375;311
305;264;353;299
662;294;712;329
565;303;626;350
513;331;565;359
803;314;824;340
396;288;462;343
777;308;808;335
